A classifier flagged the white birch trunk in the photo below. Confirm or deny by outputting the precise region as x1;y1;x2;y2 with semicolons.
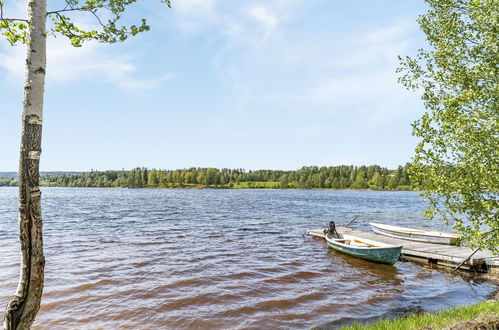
3;0;46;328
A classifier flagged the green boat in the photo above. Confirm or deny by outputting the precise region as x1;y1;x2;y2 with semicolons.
324;221;402;265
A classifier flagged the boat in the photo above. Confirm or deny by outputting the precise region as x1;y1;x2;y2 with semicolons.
369;222;462;245
324;222;402;265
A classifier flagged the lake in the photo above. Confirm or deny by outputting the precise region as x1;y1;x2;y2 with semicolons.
0;187;495;328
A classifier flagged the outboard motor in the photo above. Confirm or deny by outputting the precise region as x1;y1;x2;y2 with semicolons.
323;220;339;238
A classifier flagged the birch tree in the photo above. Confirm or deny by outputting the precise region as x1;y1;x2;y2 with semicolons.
1;1;171;328
398;0;498;253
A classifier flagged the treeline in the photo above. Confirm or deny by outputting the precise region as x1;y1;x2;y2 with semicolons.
30;164;412;190
0;177;17;187
0;171;82;187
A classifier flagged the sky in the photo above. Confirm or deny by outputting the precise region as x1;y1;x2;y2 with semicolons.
0;0;428;171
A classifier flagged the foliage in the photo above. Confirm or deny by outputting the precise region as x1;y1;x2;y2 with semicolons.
0;177;17;186
342;300;499;330
30;164;413;190
0;0;171;46
398;0;499;253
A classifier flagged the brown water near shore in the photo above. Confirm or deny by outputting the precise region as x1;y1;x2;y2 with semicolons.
0;188;495;329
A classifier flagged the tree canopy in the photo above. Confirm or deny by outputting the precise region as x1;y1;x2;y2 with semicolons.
398;0;498;253
1;0;171;46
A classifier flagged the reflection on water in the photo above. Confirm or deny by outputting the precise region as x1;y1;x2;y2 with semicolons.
0;188;495;329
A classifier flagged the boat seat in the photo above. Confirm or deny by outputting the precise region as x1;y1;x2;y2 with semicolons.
351;241;370;247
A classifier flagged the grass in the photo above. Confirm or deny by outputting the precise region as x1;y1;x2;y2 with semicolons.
340;300;499;330
231;181;282;189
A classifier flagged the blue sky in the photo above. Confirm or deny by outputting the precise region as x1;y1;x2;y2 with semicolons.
0;0;427;171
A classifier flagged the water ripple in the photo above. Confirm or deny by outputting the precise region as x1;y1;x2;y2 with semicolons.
0;187;495;329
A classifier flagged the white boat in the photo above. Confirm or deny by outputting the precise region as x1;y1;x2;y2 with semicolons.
369;222;462;245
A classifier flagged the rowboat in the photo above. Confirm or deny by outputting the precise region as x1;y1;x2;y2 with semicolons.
324;222;402;265
369;222;462;245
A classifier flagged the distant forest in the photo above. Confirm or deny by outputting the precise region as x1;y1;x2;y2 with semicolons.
0;165;412;190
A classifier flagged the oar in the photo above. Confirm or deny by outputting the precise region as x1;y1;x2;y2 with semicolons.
454;248;480;271
353;239;380;247
345;215;360;228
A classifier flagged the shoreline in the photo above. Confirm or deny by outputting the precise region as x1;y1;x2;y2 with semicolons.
340;277;499;329
29;184;414;191
341;294;499;329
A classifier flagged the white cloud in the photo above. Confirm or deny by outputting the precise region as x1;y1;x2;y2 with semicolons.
0;45;24;81
165;0;423;123
248;6;278;29
0;38;173;91
206;13;422;122
175;0;218;15
171;0;219;33
0;0;173;91
171;0;282;43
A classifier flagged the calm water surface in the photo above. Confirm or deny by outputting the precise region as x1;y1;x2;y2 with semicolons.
0;188;495;329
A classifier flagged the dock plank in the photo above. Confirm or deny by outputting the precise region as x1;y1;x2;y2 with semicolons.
305;226;497;271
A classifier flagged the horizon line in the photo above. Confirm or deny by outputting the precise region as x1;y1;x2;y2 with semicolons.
0;163;412;173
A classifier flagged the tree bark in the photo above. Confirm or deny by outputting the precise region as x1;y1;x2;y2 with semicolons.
3;0;46;329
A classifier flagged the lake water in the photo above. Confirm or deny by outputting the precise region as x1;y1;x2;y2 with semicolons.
0;188;495;329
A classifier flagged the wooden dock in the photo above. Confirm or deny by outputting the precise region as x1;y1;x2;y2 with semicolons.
306;227;499;272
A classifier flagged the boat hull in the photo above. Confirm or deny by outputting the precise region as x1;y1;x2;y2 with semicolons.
325;236;402;265
370;223;461;245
